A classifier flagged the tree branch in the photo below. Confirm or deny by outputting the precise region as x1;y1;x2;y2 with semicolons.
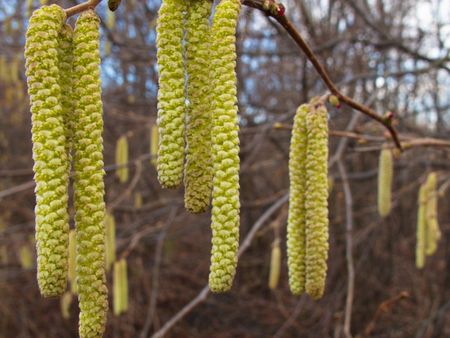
65;0;103;18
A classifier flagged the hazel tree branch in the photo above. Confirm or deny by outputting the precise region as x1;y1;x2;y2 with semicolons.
241;0;403;150
65;0;103;18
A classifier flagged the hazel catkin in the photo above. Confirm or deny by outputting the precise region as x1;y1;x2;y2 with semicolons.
115;135;129;183
286;104;308;295
377;147;393;218
208;0;241;293
156;0;187;189
184;0;214;213
72;10;108;338
268;238;281;290
304;102;329;300
425;172;440;256
24;4;69;297
415;183;427;269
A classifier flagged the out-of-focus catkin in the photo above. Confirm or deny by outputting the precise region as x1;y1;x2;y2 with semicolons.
156;0;187;188
24;4;69;297
120;258;128;312
286;104;308;295
113;258;128;315
268;238;281;290
19;245;34;269
415;183;427;269
377;147;393;217
60;291;73;319
115;135;129;183
304;102;329;300
184;0;213;213
425;172;440;256
72;10;108;338
208;0;241;293
150;125;158;167
68;229;77;294
105;212;116;271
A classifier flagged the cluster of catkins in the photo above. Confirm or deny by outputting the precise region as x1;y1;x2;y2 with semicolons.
25;5;107;338
287;101;329;300
156;0;241;292
416;172;442;268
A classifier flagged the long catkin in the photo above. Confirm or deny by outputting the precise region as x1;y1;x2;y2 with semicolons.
24;4;69;297
425;172;440;255
105;212;116;271
415;183;427;269
377;147;393;217
184;0;214;213
268;238;281;290
286;104;308;295
115;135;129;183
156;0;187;188
208;0;241;293
73;10;108;338
305;102;329;300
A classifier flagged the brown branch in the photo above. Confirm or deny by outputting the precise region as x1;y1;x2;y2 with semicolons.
241;0;403;150
65;0;103;18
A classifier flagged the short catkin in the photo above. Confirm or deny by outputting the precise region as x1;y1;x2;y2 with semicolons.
120;258;128;312
184;0;214;213
24;4;69;297
208;0;241;293
305;102;329;300
113;260;122;316
377;147;393;217
115;135;129;183
156;0;187;188
68;229;77;294
286;104;308;295
105;212;116;271
72;10;108;338
268;238;281;290
415;183;427;269
425;172;440;255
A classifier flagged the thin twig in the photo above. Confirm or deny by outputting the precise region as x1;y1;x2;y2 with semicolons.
65;0;102;18
273;297;306;338
151;193;289;338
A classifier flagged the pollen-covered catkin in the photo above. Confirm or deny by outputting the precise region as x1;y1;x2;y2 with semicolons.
184;0;214;213
156;0;187;188
115;135;129;183
72;10;108;338
425;172;440;255
208;0;241;293
268;238;281;290
286;104;308;295
415;183;427;269
24;4;69;297
305;102;329;300
377;147;393;217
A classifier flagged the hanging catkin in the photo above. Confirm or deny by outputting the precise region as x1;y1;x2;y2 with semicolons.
377;147;393;217
119;258;128;312
305;102;329;300
115;135;129;183
72;10;108;338
184;0;213;213
286;104;308;295
60;291;73;319
113;260;122;316
105;212;116;271
268;238;281;290
24;4;69;297
150;125;158;167
208;0;241;293
415;183;427;269
425;172;440;255
156;0;187;188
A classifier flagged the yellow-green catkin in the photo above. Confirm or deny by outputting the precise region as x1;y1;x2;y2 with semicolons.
305;102;329;300
60;291;73;319
150;125;158;167
184;0;214;213
377;147;393;217
119;258;128;312
415;183;427;269
24;4;69;297
73;10;108;338
425;172;440;255
268;238;281;290
134;192;143;209
68;229;77;294
58;24;75;167
113;260;122;316
208;0;241;293
156;0;187;188
115;135;129;183
105;212;116;271
19;245;34;269
286;104;308;295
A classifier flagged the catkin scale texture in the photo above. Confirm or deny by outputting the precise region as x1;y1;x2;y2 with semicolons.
72;10;108;338
24;4;69;297
208;0;241;293
286;104;308;295
377;148;393;217
184;0;214;213
156;0;187;188
305;103;329;300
